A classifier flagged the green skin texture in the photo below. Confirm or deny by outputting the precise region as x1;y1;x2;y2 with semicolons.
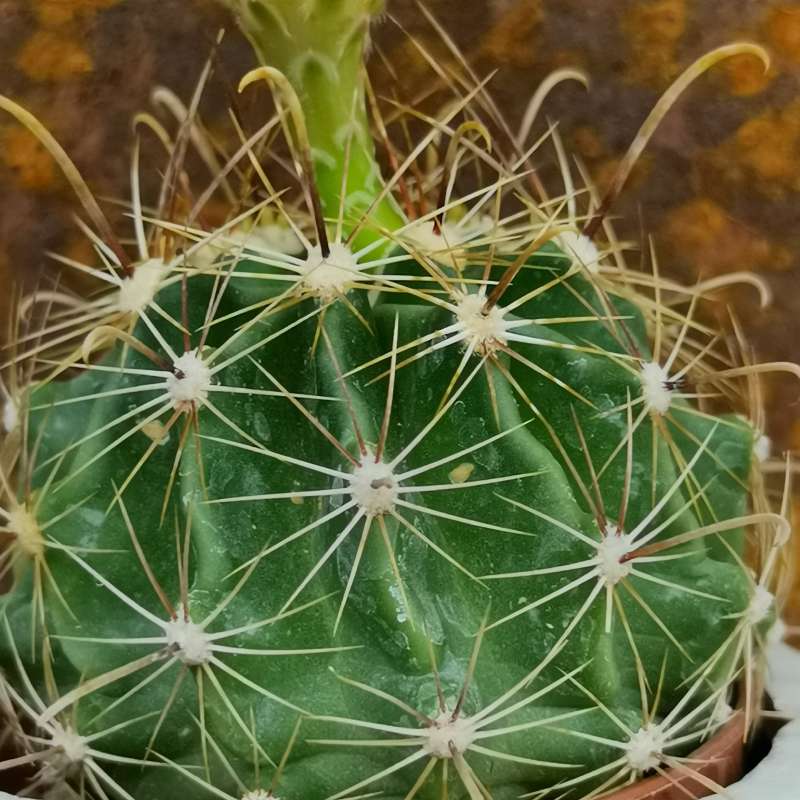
0;3;759;799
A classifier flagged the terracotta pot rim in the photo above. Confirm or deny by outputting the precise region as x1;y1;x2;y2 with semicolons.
600;712;746;800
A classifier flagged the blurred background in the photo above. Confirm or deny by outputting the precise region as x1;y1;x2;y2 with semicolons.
0;0;798;621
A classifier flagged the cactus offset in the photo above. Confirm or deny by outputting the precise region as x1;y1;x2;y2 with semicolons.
0;4;793;800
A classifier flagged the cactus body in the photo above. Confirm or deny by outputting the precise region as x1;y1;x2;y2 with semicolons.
0;4;789;800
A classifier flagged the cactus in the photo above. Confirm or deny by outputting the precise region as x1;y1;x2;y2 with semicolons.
0;3;793;800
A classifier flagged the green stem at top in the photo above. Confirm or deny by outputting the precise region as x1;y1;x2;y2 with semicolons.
223;0;405;244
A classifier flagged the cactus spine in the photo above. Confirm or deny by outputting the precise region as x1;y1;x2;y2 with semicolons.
0;3;793;800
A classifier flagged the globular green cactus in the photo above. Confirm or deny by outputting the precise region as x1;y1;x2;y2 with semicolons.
0;3;793;800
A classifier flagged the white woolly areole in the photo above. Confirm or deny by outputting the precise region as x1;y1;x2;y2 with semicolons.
454;292;509;355
244;223;304;256
167;351;212;409
242;791;273;800
640;361;674;415
117;258;169;314
402;220;464;257
746;585;774;626
596;524;635;585
2;397;18;434
557;231;601;274
49;724;88;765
164;615;212;666
625;723;666;772
401;220;447;254
425;711;475;758
754;433;771;463
6;505;44;558
403;217;496;261
349;458;398;517
461;214;495;240
712;699;734;727
301;243;362;299
191;225;304;272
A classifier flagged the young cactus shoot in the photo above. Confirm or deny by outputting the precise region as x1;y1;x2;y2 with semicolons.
0;2;794;800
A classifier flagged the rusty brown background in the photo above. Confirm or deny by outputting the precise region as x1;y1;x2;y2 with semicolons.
1;0;799;619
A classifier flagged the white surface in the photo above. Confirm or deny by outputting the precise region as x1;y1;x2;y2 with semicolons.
707;622;800;799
